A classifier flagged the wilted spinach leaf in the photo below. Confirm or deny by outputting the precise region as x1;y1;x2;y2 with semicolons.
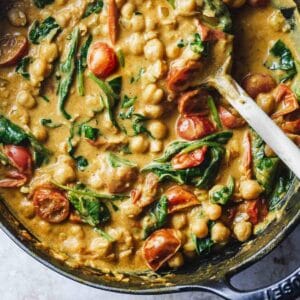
209;176;234;205
16;57;32;80
107;152;137;168
33;0;54;8
83;0;103;18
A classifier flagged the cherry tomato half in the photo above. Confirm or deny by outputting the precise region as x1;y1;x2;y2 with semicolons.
33;186;70;223
218;106;245;129
177;115;216;140
87;42;118;78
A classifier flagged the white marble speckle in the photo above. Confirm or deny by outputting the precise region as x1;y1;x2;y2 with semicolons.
0;227;299;300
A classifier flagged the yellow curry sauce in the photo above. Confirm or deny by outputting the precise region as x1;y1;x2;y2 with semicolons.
0;0;299;273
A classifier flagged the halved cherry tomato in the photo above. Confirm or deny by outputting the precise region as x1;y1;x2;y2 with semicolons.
33;186;70;223
164;185;199;214
177;115;216;140
272;84;299;119
241;73;276;99
108;0;118;44
4;145;32;175
197;21;226;42
244;198;268;225
178;89;210;116
167;60;202;93
143;228;181;271
0;170;27;188
281;109;300;134
0;35;28;67
218;106;245;129
171;146;208;170
132;172;159;208
241;131;252;179
87;42;118;78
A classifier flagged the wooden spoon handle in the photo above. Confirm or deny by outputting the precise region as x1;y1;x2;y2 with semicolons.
212;74;300;179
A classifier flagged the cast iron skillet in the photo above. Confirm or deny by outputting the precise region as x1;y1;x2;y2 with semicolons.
0;0;300;299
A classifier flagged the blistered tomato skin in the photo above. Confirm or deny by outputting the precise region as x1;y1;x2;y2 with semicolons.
87;42;118;78
176;115;216;140
33;186;70;223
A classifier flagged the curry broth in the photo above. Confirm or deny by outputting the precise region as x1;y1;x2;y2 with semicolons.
0;0;298;273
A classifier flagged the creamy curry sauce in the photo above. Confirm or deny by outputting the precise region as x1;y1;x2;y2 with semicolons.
0;0;298;273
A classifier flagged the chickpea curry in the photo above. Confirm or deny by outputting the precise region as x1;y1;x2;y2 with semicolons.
0;0;299;273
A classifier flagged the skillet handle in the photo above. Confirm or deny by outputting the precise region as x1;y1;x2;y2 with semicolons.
203;267;300;300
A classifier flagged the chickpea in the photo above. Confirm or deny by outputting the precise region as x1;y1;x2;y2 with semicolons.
142;84;164;104
241;73;276;99
183;239;196;258
147;120;168;139
69;225;85;239
89;170;105;189
211;222;231;243
9;106;30;125
233;221;252;242
150;140;163;153
121;2;135;19
176;0;196;15
144;39;165;61
16;90;36;109
222;0;246;8
56;12;71;28
30;58;48;78
7;8;27;27
131;14;145;32
239;179;263;200
170;213;187;229
191;218;208;238
40;43;58;63
89;237;112;257
166;43;181;59
130;135;150;153
119;199;142;217
56;0;67;5
144;104;164;119
19;199;35;219
145;17;157;31
247;0;269;7
256;93;275;115
38;220;52;234
145;60;168;82
269;11;286;32
62;237;84;254
205;203;222;221
127;33;145;55
32;125;48;142
53;163;76;184
168;252;184;268
264;145;275;157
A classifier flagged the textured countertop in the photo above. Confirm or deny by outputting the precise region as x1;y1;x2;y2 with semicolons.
0;226;299;300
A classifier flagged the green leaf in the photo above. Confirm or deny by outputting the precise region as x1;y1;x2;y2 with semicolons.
40;118;62;128
190;33;207;56
58;27;79;120
78;123;99;140
191;233;214;255
107;152;137;168
76;35;92;96
132;114;153;137
108;76;122;95
130;68;145;83
33;0;54;8
143;195;168;238
207;96;222;129
94;228;114;241
167;0;175;8
116;49;125;67
83;0;104;18
75;155;89;171
29;17;60;45
121;95;136;108
264;40;297;82
250;130;280;195
16;57;32;80
209;176;234;205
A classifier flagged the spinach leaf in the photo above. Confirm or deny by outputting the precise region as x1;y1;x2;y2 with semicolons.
203;0;232;33
130;68;145;83
121;95;136;108
89;72;120;129
167;0;175;8
68;186;110;226
40;118;62;128
207;96;222;129
78;123;99;141
58;27;79;120
190;33;208;56
132;114;153;137
33;0;54;8
143;195;168;238
94;228;114;241
191;233;214;255
116;49;125;67
264;40;297;83
250;130;280;195
107;152;137;168
83;0;104;18
75;155;89;171
269;168;293;211
16;57;31;80
108;76;122;95
29;17;60;45
76;35;92;96
209;176;234;205
0;115;50;166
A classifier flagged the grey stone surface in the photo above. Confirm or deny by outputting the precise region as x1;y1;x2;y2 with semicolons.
0;226;299;300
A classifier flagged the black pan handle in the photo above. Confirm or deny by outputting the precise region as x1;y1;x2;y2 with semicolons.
201;266;300;300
